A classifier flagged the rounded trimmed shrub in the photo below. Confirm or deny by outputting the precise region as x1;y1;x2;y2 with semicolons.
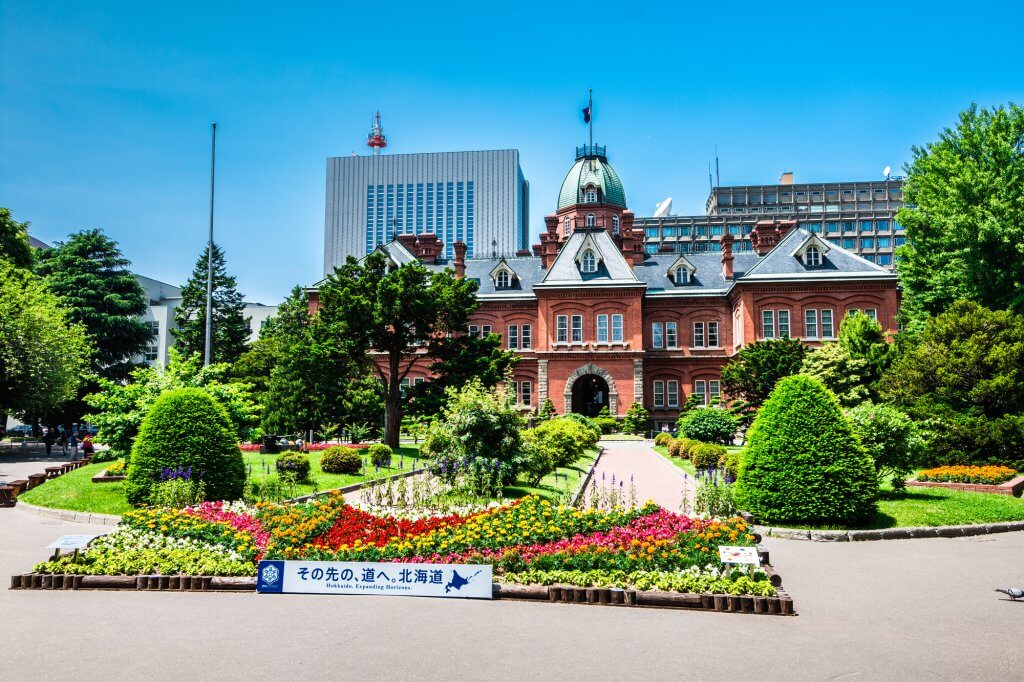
653;432;673;447
562;412;602;440
367;444;393;468
276;452;311;482
676;408;738;444
529;417;598;468
126;388;245;506
677;438;700;459
691;443;726;469
721;449;742;480
667;438;682;457
319;446;362;474
735;375;877;526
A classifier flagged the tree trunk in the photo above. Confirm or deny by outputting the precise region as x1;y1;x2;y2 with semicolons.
383;352;403;448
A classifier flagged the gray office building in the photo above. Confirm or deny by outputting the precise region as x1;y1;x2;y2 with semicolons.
323;149;529;274
637;175;906;269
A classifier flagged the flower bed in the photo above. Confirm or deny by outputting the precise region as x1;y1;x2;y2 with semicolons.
30;494;776;598
917;465;1017;485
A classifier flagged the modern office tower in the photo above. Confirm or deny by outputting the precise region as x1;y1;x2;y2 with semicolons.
637;176;906;268
323;149;529;274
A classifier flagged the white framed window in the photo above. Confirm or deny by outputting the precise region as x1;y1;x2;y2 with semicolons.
693;321;706;348
563;216;571;235
401;377;411;397
585;189;597;203
653;380;665;408
864;308;877;321
508;325;519;349
481;325;491;337
586;213;596;227
581;250;597;273
596;314;609;342
821;309;835;338
520;381;532;406
612;215;620;234
414;377;425;385
665;322;677;348
469;325;479;337
571;315;583;343
805;309;818;338
804;245;821;266
762;310;775;339
667;380;679;408
709;380;721;404
652;322;664;349
707;321;719;347
556;315;568;343
521;324;532;349
674;268;689;285
694;380;707;405
496;271;510;288
778;310;790;338
611;314;623;342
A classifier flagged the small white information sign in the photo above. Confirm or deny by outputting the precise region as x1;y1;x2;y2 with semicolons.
47;535;99;551
257;560;493;599
718;545;761;566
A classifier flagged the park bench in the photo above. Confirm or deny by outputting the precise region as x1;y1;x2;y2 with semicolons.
27;473;47;488
0;485;14;507
45;467;62;479
8;480;28;497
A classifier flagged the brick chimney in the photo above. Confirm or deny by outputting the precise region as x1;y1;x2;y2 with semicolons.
721;234;735;279
396;233;418;251
416;234;443;264
535;215;562;269
453;241;467;278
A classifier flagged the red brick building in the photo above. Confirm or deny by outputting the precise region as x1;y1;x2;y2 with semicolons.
317;144;899;429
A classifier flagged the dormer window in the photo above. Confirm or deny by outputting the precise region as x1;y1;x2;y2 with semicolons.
612;215;620;235
586;213;596;227
581;250;597;273
496;270;511;288
804;245;822;266
585;187;598;203
674;269;689;285
489;260;517;289
667;254;696;286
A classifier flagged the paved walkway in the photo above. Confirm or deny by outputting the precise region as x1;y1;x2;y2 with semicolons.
586;440;695;511
0;443;76;485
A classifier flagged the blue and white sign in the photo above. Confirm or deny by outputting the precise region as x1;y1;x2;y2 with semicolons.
257;560;493;599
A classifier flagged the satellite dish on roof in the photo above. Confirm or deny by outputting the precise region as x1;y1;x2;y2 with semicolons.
654;197;673;217
883;166;892;179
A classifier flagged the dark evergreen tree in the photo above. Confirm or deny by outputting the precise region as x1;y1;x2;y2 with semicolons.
173;243;250;365
0;208;33;268
406;333;517;418
35;229;151;380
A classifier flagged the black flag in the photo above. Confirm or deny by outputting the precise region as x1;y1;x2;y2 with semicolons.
582;105;592;123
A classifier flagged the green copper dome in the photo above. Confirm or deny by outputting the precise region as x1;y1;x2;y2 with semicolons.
557;145;626;210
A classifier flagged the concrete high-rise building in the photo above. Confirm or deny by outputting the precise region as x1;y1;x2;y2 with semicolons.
637;176;906;269
323;149;529;274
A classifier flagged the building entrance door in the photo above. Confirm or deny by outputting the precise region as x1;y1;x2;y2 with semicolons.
571;374;610;417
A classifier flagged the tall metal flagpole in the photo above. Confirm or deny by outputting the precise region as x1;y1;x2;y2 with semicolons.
588;89;593;148
204;123;216;367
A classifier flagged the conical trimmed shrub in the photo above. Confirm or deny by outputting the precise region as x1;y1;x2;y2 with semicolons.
735;375;877;525
126;388;245;505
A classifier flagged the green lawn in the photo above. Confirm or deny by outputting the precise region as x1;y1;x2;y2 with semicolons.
18;447;425;515
18;462;132;516
653;445;697;476
865;483;1024;529
504;448;599;502
242;447;424;497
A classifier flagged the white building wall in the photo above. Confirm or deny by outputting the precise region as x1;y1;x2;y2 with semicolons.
323;149;527;274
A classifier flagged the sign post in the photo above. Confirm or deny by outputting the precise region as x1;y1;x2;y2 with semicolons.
257;560;493;600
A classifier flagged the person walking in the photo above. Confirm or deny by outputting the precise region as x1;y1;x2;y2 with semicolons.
82;434;94;459
57;432;67;457
43;430;54;456
68;431;79;461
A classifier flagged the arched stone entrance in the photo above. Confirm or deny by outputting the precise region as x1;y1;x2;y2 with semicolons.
564;363;619;416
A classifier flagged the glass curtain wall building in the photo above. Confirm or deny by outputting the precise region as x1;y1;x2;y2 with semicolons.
637;179;905;268
324;150;528;274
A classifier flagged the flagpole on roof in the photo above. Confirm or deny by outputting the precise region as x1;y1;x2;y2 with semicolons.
588;89;593;148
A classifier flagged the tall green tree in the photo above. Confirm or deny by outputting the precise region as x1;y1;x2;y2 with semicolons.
173;243;250;365
720;337;807;408
406;333;517;418
35;229;151;381
1;208;34;269
897;103;1024;322
0;262;92;421
319;253;479;447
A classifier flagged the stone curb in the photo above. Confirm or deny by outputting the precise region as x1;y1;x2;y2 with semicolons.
756;520;1024;542
571;447;605;507
14;502;121;526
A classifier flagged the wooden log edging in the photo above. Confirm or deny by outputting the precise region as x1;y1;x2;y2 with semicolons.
491;581;794;615
756;519;1024;542
11;569;795;614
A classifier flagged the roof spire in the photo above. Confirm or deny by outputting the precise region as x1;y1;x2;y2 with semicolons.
366;111;387;155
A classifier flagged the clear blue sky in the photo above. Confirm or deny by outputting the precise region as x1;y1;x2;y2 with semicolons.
2;1;1021;303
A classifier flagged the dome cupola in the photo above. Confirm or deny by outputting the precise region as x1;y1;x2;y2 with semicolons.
557;145;626;210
